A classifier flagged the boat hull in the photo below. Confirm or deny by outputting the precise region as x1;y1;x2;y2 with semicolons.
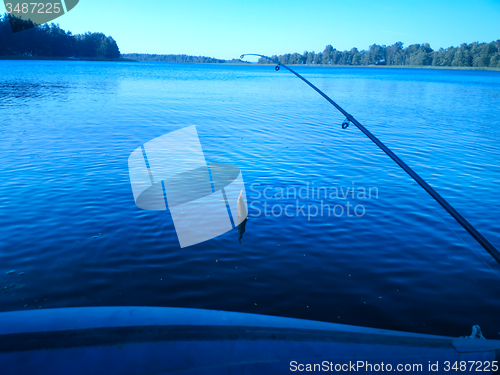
0;307;498;374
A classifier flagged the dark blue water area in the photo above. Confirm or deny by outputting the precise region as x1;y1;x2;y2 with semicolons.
0;61;499;338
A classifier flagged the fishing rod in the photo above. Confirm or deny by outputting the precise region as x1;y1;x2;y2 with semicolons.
240;53;500;265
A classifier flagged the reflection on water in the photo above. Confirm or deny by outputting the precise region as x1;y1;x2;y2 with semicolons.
0;81;69;101
238;218;248;244
0;62;121;108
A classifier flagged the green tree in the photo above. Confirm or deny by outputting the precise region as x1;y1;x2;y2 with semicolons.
305;51;315;64
350;48;361;65
315;52;322;64
385;42;404;65
289;52;302;64
472;42;496;67
322;45;334;64
490;53;500;68
452;43;471;66
368;44;385;65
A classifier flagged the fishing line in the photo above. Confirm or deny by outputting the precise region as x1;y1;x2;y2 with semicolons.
240;53;500;265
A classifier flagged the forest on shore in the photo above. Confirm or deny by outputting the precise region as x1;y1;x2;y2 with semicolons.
122;53;225;63
0;14;120;58
2;12;498;68
121;53;244;64
258;41;500;68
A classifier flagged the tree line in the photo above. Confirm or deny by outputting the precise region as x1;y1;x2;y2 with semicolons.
258;41;500;68
121;53;245;64
121;53;225;63
0;14;120;58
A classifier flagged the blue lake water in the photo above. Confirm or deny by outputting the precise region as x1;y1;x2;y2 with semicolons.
1;61;499;338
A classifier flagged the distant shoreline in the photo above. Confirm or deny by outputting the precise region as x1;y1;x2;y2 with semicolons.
169;61;500;71
2;57;499;71
253;64;500;71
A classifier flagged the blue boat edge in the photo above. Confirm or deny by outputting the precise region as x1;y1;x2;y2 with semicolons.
0;306;499;374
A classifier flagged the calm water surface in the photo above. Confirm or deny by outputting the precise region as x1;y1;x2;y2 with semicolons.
1;61;499;338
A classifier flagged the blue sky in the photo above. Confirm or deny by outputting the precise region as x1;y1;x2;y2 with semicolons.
12;0;500;60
